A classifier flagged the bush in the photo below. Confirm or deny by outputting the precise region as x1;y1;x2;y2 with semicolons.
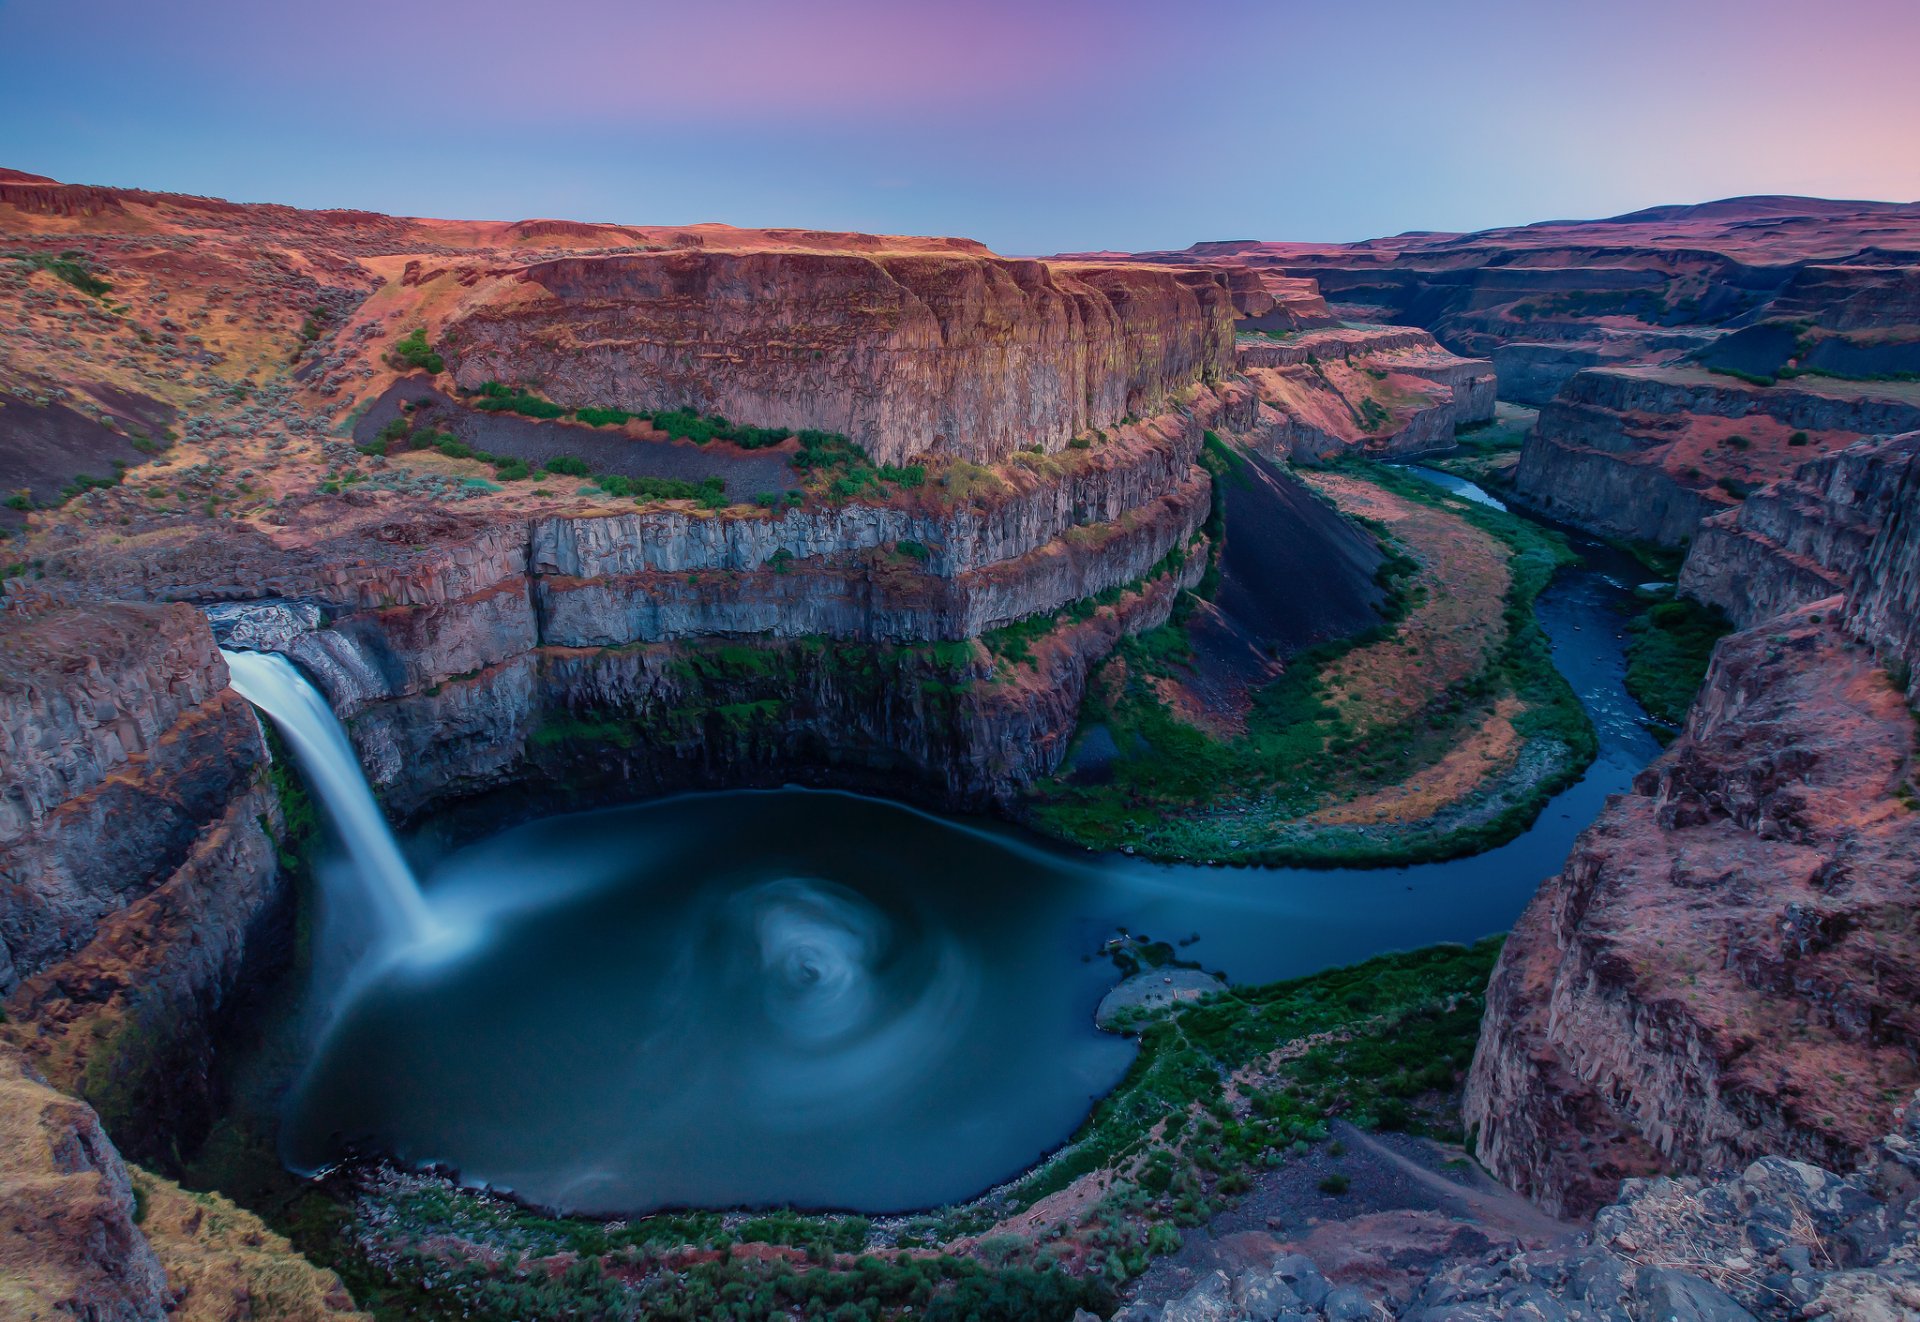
896;539;931;561
471;382;567;419
1317;1173;1350;1195
11;250;111;298
390;327;445;374
1789;430;1811;447
575;407;633;427
542;455;591;477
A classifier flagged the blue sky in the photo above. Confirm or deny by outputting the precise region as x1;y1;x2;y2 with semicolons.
3;0;1916;253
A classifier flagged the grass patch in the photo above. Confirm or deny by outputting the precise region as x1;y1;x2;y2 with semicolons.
9;248;112;298
1624;597;1733;732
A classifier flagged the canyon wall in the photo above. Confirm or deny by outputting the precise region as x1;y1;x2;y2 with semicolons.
1511;366;1920;546
1678;433;1920;626
1464;602;1920;1218
201;391;1247;818
1469;430;1920;1220
444;252;1237;467
0;603;285;1157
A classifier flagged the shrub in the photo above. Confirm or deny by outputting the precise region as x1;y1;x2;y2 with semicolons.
896;539;931;561
1317;1173;1350;1195
10;250;112;298
575;406;634;427
543;455;591;477
390;327;445;374
1789;430;1811;447
471;383;566;419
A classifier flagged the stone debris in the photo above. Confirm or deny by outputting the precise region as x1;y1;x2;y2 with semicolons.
1111;1093;1920;1320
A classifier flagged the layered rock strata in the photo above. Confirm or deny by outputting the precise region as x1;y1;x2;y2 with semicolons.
1511;366;1920;546
0;603;281;1156
1679;432;1920;626
1236;325;1495;460
57;387;1258;818
445;253;1236;467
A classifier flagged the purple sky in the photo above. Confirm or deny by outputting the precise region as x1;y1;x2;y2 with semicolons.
4;0;1917;253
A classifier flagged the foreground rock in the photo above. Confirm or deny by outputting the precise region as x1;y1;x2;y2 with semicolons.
1464;603;1920;1218
1118;1093;1920;1320
0;1045;363;1321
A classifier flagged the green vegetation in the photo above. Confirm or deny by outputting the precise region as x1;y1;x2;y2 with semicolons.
9;248;112;298
999;939;1498;1246
1029;461;1595;866
592;472;727;505
472;380;568;419
390;327;445;374
1624;596;1733;732
1706;366;1779;388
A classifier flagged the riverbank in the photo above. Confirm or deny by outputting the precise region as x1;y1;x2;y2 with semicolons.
1023;459;1598;866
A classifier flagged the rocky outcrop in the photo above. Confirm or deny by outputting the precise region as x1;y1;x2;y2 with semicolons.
1679;432;1920;626
0;1043;366;1321
1845;439;1920;702
1236;326;1495;461
1512;366;1920;546
444;252;1236;467
1464;604;1920;1219
1118;1095;1920;1320
0;1045;168;1321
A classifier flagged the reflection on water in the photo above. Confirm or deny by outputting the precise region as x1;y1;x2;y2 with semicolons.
282;475;1660;1214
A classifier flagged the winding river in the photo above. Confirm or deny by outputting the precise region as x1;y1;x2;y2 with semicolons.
270;471;1662;1215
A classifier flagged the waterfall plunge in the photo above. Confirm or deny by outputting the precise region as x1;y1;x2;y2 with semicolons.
223;648;437;950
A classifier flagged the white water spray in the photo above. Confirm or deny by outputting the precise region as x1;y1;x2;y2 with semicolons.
222;648;437;948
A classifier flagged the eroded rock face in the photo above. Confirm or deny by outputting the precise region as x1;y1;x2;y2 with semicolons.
0;603;282;1159
1464;605;1920;1219
1236;326;1495;461
1679;432;1920;626
0;1043;366;1321
0;1046;168;1322
1512;366;1920;547
444;252;1236;467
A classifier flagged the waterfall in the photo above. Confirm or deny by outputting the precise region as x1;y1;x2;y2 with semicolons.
222;648;437;949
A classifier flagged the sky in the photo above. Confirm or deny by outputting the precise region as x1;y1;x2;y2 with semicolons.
3;0;1918;254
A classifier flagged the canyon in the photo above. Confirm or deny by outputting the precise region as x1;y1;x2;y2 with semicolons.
4;172;1920;1321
